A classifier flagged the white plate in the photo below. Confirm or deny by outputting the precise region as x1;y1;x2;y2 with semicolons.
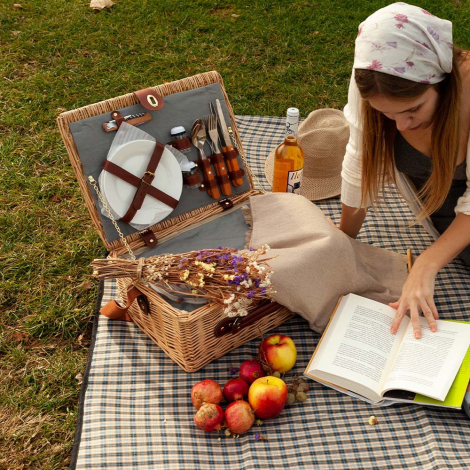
101;140;183;226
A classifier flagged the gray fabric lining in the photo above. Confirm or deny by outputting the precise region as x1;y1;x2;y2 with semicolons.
69;82;251;243
136;206;249;312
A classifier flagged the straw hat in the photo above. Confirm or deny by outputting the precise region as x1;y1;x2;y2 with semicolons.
265;108;350;201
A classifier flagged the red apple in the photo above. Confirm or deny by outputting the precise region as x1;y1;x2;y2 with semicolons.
259;334;297;373
223;378;250;402
191;379;223;410
239;359;266;384
224;400;255;434
248;376;288;420
194;403;224;432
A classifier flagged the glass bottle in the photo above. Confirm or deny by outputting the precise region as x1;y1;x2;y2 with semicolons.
271;134;304;194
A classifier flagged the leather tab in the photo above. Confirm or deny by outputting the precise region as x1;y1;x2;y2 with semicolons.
218;198;233;210
214;301;283;337
140;228;158;248
110;110;125;129
197;159;212;170
228;169;245;180
134;88;165;111
100;285;150;322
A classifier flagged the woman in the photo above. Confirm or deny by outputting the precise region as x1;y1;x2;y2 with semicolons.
339;3;470;339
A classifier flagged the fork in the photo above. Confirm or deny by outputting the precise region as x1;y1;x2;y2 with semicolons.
205;113;222;154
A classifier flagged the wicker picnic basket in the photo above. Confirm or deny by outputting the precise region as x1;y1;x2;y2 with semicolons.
57;71;295;372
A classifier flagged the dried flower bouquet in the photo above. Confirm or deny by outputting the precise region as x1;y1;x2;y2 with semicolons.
91;245;275;317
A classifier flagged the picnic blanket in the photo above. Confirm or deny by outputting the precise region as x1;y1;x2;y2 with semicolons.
70;116;470;470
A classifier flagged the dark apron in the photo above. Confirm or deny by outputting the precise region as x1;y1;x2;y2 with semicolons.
394;131;470;266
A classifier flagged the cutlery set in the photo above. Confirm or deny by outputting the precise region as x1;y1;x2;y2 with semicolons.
190;99;245;200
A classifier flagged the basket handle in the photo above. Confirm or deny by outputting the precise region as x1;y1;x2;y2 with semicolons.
214;301;284;338
100;285;149;322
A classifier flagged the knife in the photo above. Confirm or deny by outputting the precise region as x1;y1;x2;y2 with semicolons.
215;100;244;187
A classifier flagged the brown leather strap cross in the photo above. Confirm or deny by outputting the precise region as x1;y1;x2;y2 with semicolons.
102;141;179;224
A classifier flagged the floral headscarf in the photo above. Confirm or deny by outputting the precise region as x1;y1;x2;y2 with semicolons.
353;2;453;84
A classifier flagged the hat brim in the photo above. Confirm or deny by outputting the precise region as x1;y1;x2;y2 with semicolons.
264;150;341;201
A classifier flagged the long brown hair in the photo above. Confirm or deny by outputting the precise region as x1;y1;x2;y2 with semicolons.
355;47;467;220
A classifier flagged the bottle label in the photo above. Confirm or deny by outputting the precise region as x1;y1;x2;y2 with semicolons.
287;168;303;194
285;117;299;137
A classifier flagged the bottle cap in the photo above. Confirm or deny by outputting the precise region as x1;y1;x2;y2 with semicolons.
170;126;186;136
287;107;299;117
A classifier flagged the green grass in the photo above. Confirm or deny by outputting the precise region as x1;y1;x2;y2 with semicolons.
1;0;469;467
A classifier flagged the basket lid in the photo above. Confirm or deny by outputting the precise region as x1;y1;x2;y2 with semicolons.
57;71;255;252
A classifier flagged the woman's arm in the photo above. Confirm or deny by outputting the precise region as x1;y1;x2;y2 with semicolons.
390;212;470;339
339;203;367;239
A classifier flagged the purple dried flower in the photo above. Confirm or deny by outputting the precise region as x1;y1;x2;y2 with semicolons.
237;256;243;263
254;279;261;288
218;245;223;249
197;255;203;260
207;258;211;263
247;291;256;298
229;367;239;375
260;287;267;296
242;273;248;280
249;247;255;251
255;433;260;441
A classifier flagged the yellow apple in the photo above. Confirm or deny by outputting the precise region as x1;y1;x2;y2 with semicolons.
248;376;288;420
259;334;297;373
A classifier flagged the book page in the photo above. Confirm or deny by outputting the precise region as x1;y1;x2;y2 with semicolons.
382;317;470;401
306;294;409;402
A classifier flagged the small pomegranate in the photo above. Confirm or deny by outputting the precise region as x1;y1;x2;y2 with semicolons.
191;379;223;409
224;400;255;434
239;359;266;385
194;403;224;432
223;378;250;402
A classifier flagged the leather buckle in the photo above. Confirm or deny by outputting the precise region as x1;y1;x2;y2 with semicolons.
142;171;155;186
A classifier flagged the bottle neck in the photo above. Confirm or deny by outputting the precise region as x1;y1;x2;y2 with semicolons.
283;135;299;145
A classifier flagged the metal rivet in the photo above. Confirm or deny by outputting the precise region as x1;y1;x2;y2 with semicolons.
150;239;154;243
225;202;229;205
221;327;225;331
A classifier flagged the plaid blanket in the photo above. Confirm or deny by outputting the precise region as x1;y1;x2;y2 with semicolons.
71;116;470;470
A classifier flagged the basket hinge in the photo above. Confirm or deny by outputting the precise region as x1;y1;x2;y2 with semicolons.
139;228;158;248
218;198;233;211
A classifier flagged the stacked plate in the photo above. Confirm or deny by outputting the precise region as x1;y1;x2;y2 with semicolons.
99;139;183;227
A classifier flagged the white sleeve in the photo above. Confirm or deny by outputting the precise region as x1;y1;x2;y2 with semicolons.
455;137;470;215
341;70;368;208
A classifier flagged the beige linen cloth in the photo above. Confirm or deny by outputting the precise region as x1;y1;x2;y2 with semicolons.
247;193;408;333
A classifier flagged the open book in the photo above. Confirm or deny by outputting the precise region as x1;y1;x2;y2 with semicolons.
304;294;470;408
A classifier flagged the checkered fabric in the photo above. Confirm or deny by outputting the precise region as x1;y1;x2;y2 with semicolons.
72;116;470;470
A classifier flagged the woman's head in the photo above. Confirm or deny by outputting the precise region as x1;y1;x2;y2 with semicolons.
351;3;463;220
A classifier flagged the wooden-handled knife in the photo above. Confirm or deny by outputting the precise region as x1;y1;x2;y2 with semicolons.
215;100;244;187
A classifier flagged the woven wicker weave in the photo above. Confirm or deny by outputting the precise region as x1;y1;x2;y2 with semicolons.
57;71;294;372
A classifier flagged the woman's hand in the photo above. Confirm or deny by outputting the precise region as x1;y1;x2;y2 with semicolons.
389;262;439;339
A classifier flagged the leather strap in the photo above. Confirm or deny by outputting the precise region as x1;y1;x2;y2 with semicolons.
228;169;245;180
183;172;202;186
208;154;225;165
198;178;218;191
214;301;284;337
102;146;179;222
223;149;240;162
167;138;191;152
216;174;231;185
100;285;150;322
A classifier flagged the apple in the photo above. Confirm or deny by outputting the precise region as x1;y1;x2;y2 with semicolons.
239;359;266;384
259;334;297;373
248;376;288;420
224;400;255;434
191;379;223;409
194;403;224;432
223;378;250;402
